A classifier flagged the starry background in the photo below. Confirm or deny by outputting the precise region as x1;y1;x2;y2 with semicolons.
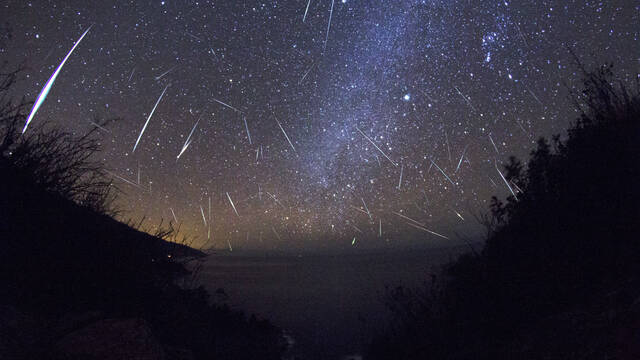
2;0;638;251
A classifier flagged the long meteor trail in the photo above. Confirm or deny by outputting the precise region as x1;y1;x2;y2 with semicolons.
212;97;243;113
23;25;92;133
355;127;397;167
133;85;169;153
303;0;312;22
275;116;296;153
177;115;201;159
323;0;335;52
226;192;240;217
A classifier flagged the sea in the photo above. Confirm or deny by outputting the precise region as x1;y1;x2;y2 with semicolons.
199;246;471;359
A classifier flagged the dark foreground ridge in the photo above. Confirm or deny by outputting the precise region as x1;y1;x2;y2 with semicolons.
368;65;640;359
0;68;285;359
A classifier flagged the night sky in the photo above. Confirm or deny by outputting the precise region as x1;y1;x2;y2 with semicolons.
2;1;638;251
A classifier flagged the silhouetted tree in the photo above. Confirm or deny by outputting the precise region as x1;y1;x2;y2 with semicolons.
369;63;640;359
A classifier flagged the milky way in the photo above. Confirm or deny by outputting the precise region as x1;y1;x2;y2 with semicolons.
3;1;638;250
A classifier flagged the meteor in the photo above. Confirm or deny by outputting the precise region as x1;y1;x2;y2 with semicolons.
489;134;499;154
243;115;252;144
406;222;449;240
361;198;372;220
456;144;469;172
323;0;335;52
133;85;169;152
274;115;296;153
355;126;397;167
495;159;518;199
169;207;178;223
454;86;476;112
23;25;92;133
303;0;311;22
430;159;455;186
226;192;240;217
200;205;207;227
212;97;243;113
154;66;176;81
177;115;201;159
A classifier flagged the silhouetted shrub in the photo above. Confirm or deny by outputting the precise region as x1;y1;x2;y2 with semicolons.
369;64;640;359
0;69;285;359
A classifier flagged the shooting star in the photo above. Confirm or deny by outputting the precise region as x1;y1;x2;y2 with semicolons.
406;222;449;240
362;198;372;220
489;134;499;154
274;115;296;153
397;162;404;190
453;209;465;221
243;115;252;145
177;115;201;159
445;131;452;164
186;32;203;42
88;120;111;133
212;97;243;113
456;144;469;172
454;86;477;112
495;159;517;199
226;192;240;217
430;159;455;186
105;170;143;190
200;205;207;227
169;207;178;223
352;237;357;246
299;62;315;84
525;86;543;106
355;126;397;167
303;0;312;22
133;84;169;152
323;0;335;52
23;25;92;133
154;66;176;81
127;67;136;83
266;191;286;210
392;211;426;227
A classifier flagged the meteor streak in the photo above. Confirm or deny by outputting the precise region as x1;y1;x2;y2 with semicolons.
274;116;296;153
456;144;469;172
133;85;169;152
323;0;335;52
200;205;207;226
454;86;477;112
169;207;178;223
226;192;240;217
23;25;92;133
430;159;455;186
177;115;201;159
243;115;252;144
495;159;518;199
212;97;243;113
406;222;449;240
489;134;499;154
303;0;312;22
361;198;372;220
154;66;176;81
355;126;397;167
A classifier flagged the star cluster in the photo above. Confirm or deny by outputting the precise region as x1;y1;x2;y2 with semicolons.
3;0;638;250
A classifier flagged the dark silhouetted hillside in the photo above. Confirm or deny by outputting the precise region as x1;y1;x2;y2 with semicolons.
368;65;640;359
0;68;285;359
